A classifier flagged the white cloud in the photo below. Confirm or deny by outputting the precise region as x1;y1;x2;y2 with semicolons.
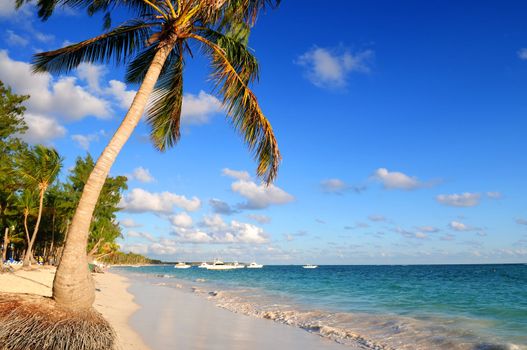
128;167;155;183
246;214;271;224
5;30;28;46
0;51;115;143
173;214;268;244
107;80;136;109
170;212;193;228
119;218;142;228
71;130;104;150
222;168;294;209
372;168;430;190
321;178;347;193
436;193;481;207
0;0;30;17
449;221;479;232
486;191;502;199
20;113;66;144
296;46;373;89
120;188;201;213
222;168;251;181
181;91;221;124
77;63;106;93
231;178;294;209
518;48;527;60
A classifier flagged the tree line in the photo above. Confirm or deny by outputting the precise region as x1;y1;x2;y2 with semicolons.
0;80;154;266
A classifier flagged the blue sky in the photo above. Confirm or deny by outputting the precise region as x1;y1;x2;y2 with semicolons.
1;0;526;264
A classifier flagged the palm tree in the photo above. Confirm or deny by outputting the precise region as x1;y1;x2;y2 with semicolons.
30;0;281;310
17;189;38;264
17;145;62;267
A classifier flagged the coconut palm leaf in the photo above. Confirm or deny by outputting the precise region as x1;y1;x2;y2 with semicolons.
146;49;184;151
189;32;280;183
32;20;155;74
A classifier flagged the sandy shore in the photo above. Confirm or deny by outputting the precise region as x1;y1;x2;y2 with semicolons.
0;266;149;350
125;273;355;350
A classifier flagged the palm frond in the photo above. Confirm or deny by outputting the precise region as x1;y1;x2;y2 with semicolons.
32;20;156;74
197;27;259;84
146;47;184;151
190;33;280;184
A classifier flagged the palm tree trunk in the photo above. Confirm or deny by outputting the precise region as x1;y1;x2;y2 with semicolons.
2;227;9;262
22;211;31;266
52;43;174;310
23;187;45;267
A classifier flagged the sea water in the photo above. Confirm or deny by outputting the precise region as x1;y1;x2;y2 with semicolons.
118;264;527;349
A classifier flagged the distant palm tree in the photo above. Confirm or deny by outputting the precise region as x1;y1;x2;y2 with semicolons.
17;189;38;264
30;0;281;310
17;145;62;267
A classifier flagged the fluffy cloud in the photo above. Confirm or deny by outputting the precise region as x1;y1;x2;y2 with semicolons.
107;80;136;109
372;168;432;190
128;167;155;183
181;91;221;124
0;0;30;17
518;48;527;60
120;188;201;213
296;46;373;89
223;168;294;209
172;214;268;244
170;212;193;228
231;179;294;209
222;168;251;181
20;113;66;144
436;193;481;207
209;198;238;215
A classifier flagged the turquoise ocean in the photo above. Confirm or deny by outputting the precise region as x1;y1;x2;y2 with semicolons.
118;264;527;349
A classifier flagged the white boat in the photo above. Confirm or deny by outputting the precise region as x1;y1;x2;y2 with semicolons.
232;261;245;269
302;264;318;269
205;260;236;270
246;262;263;269
198;262;210;268
174;262;191;269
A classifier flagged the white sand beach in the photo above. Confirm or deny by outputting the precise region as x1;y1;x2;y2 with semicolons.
0;267;358;350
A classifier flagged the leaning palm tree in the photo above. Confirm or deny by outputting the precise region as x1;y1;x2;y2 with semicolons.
29;0;281;312
16;145;62;267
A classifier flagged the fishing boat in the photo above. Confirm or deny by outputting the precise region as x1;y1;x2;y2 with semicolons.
174;262;191;269
198;262;210;268
302;264;318;269
232;261;245;269
246;262;263;269
205;260;236;270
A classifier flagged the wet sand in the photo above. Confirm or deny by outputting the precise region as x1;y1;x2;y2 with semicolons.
126;274;358;350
